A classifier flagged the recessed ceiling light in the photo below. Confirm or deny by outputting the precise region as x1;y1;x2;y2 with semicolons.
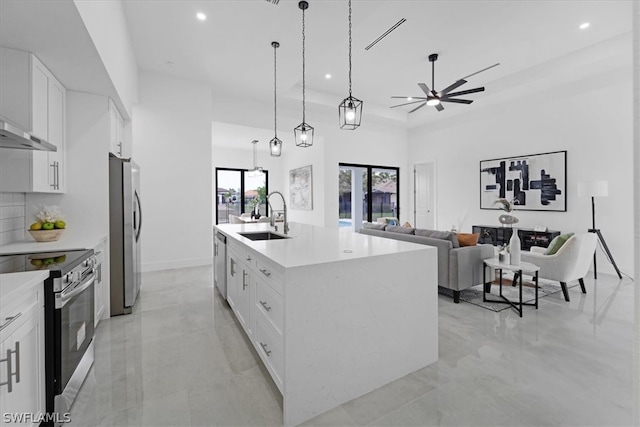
579;22;590;30
325;74;332;79
406;97;413;101
197;12;206;21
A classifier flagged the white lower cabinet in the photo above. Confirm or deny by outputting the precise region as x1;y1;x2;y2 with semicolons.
0;287;45;427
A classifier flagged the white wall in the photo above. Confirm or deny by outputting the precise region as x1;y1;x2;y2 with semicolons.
408;62;634;277
74;0;138;117
133;72;213;272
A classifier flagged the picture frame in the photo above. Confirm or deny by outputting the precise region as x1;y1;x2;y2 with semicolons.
289;165;313;210
480;150;567;212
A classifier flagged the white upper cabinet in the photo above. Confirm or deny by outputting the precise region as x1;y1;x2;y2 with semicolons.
109;99;127;158
0;47;66;193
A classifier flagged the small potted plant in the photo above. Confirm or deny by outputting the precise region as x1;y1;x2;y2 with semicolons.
28;205;66;242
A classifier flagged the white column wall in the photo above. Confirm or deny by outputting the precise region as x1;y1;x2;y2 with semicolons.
132;72;213;272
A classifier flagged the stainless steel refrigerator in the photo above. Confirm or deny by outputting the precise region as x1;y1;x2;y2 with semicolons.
109;154;142;315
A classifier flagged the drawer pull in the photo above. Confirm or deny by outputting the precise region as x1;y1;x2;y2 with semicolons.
242;271;248;290
260;342;272;357
260;269;271;277
259;301;272;312
246;256;252;261
0;342;19;393
0;313;22;332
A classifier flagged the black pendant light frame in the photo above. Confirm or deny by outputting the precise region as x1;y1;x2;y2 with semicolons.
295;0;314;148
338;0;363;130
270;41;282;156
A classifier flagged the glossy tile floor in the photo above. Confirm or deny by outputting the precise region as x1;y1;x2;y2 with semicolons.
68;265;637;426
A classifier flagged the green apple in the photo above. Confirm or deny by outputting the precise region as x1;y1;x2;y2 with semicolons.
42;222;55;230
54;220;66;229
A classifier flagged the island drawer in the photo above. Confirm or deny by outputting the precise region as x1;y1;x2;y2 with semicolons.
253;255;284;296
254;310;283;391
255;277;283;334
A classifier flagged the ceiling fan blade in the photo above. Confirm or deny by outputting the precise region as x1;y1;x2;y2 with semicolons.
390;96;428;99
439;98;473;104
435;103;444;112
417;83;432;97
460;63;500;80
439;79;467;96
390;100;428;109
409;102;427;113
444;87;485;97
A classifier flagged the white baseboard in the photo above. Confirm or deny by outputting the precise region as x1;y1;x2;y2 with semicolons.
142;257;212;272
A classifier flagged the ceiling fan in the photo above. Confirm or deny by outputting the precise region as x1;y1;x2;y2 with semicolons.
391;53;499;113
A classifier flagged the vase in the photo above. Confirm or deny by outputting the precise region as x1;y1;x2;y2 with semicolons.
509;228;521;265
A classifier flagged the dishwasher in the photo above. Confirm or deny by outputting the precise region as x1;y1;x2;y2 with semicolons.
214;231;227;299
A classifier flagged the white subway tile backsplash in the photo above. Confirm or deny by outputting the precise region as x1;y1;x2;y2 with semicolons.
0;192;27;245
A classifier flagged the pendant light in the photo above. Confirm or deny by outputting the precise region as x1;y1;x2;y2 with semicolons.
248;139;263;177
338;0;363;130
270;41;282;157
294;0;314;148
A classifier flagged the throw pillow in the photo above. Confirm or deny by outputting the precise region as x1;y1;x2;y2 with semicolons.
544;232;575;255
362;222;386;230
414;229;460;248
386;225;415;234
402;221;413;228
457;232;480;247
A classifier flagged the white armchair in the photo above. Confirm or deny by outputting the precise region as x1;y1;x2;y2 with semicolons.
515;233;597;301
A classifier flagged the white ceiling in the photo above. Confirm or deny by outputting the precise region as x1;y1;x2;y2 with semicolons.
122;0;632;126
0;1;632;130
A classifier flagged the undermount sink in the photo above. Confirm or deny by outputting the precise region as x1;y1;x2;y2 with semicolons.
238;231;290;241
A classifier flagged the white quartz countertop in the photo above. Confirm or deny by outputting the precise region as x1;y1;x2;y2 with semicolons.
0;232;106;255
215;222;434;269
0;270;48;313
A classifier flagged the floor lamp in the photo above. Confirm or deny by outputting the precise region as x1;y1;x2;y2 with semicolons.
577;180;622;279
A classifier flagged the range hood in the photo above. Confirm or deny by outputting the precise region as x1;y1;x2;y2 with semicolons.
0;117;56;152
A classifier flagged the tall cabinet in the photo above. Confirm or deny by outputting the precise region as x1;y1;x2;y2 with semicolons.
0;47;66;193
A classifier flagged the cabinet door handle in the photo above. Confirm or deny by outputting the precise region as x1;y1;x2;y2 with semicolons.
260;269;271;277
0;342;19;393
214;243;218;257
260;342;272;357
118;142;123;155
242;271;248;290
50;163;56;188
0;313;22;331
230;258;235;276
259;300;272;312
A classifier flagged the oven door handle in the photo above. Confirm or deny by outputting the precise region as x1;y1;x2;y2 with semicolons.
56;271;96;309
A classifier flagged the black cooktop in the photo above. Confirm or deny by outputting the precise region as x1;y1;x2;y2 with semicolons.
0;249;93;276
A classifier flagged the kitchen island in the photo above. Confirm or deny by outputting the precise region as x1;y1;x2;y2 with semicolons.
214;222;438;426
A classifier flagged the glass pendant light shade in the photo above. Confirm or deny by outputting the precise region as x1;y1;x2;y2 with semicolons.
270;41;282;157
339;0;362;130
339;95;363;130
248;139;263;177
294;122;314;148
295;1;313;147
269;137;282;156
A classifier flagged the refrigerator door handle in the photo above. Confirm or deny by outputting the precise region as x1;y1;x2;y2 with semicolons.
134;190;142;242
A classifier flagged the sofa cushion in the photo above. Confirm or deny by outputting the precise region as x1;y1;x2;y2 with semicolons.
544;232;574;255
456;232;480;247
415;229;460;248
386;225;415;234
362;222;386;230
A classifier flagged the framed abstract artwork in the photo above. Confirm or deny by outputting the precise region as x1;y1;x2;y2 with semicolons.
480;150;567;212
289;165;313;210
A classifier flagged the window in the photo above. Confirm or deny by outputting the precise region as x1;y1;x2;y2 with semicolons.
215;168;268;224
338;163;399;229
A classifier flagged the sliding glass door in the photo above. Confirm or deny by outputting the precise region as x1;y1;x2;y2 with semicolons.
339;163;399;230
215;168;268;224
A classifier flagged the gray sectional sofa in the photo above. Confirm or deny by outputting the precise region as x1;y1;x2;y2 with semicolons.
359;223;494;303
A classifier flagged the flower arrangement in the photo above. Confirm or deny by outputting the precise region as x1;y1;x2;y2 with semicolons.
492;197;515;212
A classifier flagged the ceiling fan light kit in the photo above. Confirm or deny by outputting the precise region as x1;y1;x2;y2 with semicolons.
390;53;499;113
338;0;363;130
270;41;282;157
294;0;314;147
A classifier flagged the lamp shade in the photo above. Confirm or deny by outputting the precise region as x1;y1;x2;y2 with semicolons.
577;180;609;197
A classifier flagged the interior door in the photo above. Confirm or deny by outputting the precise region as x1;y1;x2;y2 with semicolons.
414;162;436;229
